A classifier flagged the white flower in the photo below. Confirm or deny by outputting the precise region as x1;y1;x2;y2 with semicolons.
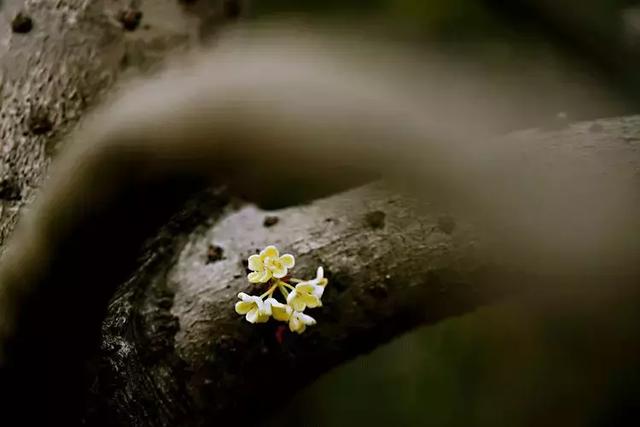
289;311;316;334
287;266;328;310
235;292;271;323
235;246;329;334
247;245;295;284
287;282;322;312
265;297;292;321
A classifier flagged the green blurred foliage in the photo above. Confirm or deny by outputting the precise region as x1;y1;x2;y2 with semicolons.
265;294;640;426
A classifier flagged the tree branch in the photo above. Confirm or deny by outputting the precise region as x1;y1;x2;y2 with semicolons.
89;115;640;426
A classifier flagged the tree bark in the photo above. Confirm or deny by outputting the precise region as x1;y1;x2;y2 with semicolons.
0;1;639;426
0;0;201;245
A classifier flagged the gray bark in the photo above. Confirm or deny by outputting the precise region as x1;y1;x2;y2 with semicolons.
0;0;201;245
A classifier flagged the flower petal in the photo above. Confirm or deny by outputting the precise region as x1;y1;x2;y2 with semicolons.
280;254;295;269
299;312;316;326
313;285;325;299
258;269;272;283
245;307;259;323
248;269;271;283
289;313;304;333
247;271;263;283
271;262;287;278
256;312;271;323
286;290;297;305
289;312;316;333
287;290;306;311
296;283;315;293
260;299;272;316
248;254;263;272
261;245;279;260
235;300;254;315
273;307;291;322
267;298;292;321
301;293;322;308
305;268;327;287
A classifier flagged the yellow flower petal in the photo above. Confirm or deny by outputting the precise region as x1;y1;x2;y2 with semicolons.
261;245;279;260
280;254;295;269
301;292;322;308
248;254;263;272
273;307;291;321
290;301;306;313
286;290;304;312
289;314;304;333
285;282;321;310
248;269;272;284
258;269;272;282
289;311;316;334
267;298;292;321
297;283;314;293
256;312;271;323
271;261;287;278
247;271;263;283
235;300;253;315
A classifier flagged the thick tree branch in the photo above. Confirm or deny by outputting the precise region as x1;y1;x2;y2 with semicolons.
88;115;640;426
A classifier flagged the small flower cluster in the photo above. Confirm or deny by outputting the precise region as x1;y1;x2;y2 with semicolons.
235;245;328;334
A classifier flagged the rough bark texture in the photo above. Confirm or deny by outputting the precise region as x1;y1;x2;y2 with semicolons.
0;1;639;426
87;182;505;426
0;0;204;246
0;0;120;243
